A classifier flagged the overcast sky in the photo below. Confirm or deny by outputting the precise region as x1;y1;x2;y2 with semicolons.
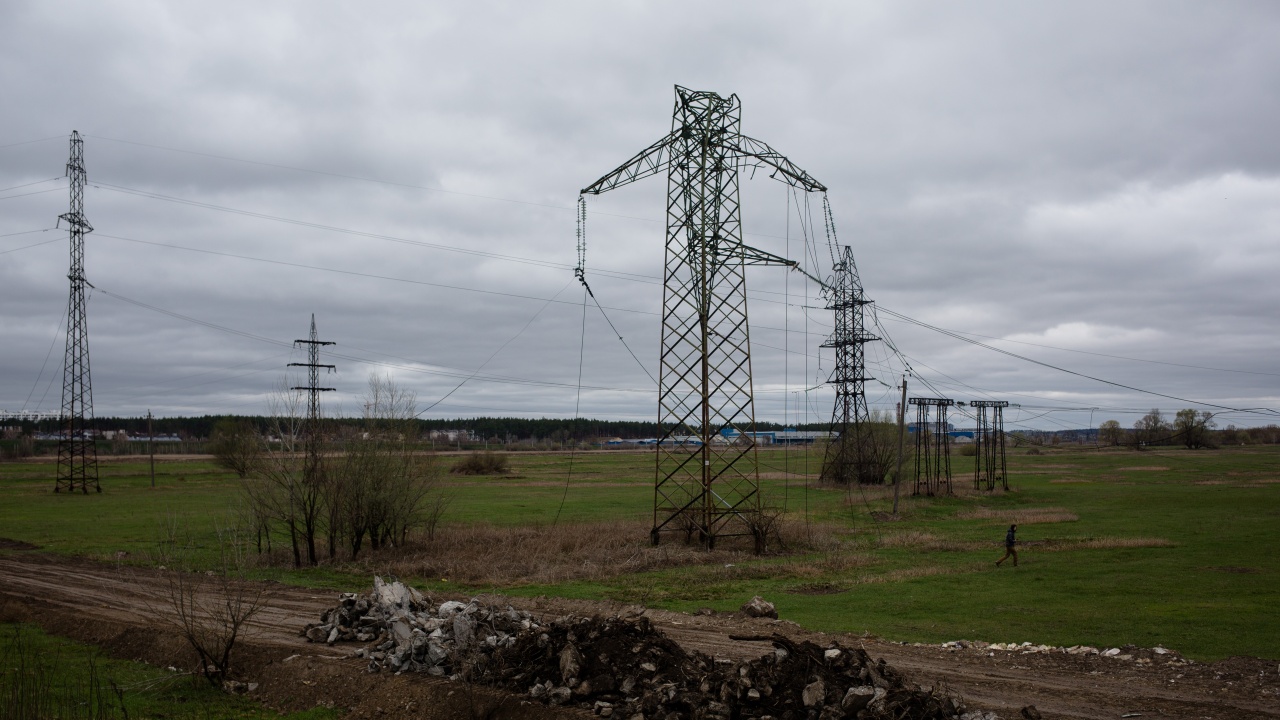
3;1;1279;433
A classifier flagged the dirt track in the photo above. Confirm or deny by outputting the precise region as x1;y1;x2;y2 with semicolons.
0;550;1275;720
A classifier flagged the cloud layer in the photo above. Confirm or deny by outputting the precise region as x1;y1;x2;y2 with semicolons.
3;1;1278;434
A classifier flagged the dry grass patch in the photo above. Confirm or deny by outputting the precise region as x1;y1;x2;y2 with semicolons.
1040;537;1175;551
1050;478;1092;484
757;471;818;480
955;506;1078;524
363;518;848;586
1117;466;1170;472
875;531;982;552
858;565;955;584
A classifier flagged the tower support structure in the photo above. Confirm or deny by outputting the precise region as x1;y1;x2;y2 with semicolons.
55;130;99;494
289;315;335;485
971;400;1009;491
909;397;954;496
819;241;879;485
581;86;826;548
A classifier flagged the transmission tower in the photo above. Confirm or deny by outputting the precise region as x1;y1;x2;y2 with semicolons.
55;131;99;494
581;85;826;549
819;241;879;485
909;397;954;496
971;400;1009;491
289;315;335;485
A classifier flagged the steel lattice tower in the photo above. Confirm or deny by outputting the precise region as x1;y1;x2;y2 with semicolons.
289;315;335;486
819;242;879;485
582;86;826;548
971;400;1009;491
910;397;954;496
55;131;100;494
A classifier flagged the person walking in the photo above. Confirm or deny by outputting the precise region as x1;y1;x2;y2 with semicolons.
996;523;1018;567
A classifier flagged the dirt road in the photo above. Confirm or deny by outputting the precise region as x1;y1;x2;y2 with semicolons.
0;551;1274;720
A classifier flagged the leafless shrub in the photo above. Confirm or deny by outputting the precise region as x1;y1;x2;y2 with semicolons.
209;419;262;479
147;521;269;686
450;452;509;476
742;507;785;554
821;412;906;485
241;375;450;566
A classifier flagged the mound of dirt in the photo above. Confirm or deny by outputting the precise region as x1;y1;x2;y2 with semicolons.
309;580;989;718
484;614;976;719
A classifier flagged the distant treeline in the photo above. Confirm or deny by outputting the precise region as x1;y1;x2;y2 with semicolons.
15;415;832;442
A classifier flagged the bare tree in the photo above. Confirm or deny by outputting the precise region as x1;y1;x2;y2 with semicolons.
209;419;262;478
1098;419;1123;446
244;381;316;567
823;409;906;485
1174;409;1216;449
1133;408;1168;447
329;374;448;560
149;521;268;686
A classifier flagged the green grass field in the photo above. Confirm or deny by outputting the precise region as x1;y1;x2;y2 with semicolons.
0;622;337;720
1;445;1276;661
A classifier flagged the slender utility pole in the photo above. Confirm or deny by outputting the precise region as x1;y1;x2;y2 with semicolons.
147;409;155;488
892;375;907;515
55;131;100;494
288;314;335;489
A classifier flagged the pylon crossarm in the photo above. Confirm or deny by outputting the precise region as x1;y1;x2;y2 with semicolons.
580;130;681;195
724;134;827;192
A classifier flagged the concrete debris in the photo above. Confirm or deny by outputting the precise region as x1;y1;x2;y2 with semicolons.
740;595;778;619
485;615;978;720
302;576;537;676
307;578;998;719
938;640;1191;664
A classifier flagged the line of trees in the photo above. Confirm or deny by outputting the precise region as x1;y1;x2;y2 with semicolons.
16;414;832;444
1096;408;1245;449
216;375;449;568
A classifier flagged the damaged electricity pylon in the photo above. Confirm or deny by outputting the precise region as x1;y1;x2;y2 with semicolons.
289;315;335;485
970;400;1009;491
819;241;879;485
55;131;100;494
580;85;826;549
909;397;954;496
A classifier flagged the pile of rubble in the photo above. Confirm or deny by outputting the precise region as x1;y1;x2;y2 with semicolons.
935;640;1189;664
302;576;538;676
486;615;980;719
306;579;996;719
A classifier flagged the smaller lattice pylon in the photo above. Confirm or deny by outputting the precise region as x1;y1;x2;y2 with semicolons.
970;400;1009;491
820;243;880;485
909;397;954;496
288;315;335;478
55;130;99;494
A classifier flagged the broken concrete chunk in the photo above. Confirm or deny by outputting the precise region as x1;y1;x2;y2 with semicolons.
842;685;876;712
740;596;778;619
560;643;583;683
802;679;826;707
438;600;467;616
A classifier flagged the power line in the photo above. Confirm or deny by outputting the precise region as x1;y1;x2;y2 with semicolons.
85;134;806;246
0;136;65;150
875;305;1278;417
0;178;64;193
93;286;653;396
91;180;814;302
875;310;1280;378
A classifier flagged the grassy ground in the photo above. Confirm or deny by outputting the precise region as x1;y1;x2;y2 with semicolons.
0;445;1276;661
0;622;337;719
